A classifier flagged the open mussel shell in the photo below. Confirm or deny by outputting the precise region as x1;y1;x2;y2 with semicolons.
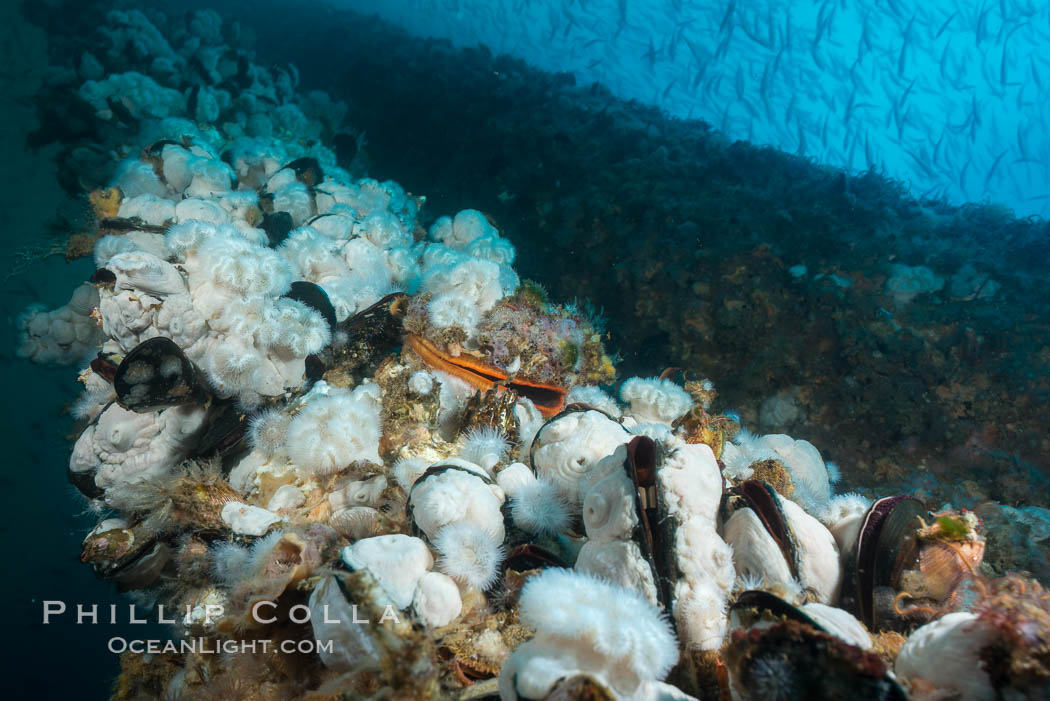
725;617;907;701
69;464;104;500
82;525;172;592
284;156;324;187
143;138;179;161
501;544;568;574
840;495;928;631
325;292;408;374
499;544;571;604
728;591;904;701
90;267;118;286
407;333;568;418
108;542;173;592
510;381;567;417
95;218;168;236
722;479;801;581
89;351;121;383
284;280;337;330
262;210;294;245
305;354;326;383
730;589;824;631
258;191;276;214
114;337;209;413
106;96;137;126
624;435;678;612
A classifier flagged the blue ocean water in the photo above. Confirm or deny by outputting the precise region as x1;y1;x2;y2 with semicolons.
2;256;166;698
344;0;1050;219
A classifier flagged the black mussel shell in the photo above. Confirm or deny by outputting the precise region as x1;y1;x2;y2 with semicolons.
284;280;336;329
261;210;294;245
110;542;172;592
508;380;566;415
258;191;276;214
871;500;928;592
724;480;800;580
501;544;568;573
89;352;120;383
725;619;907;701
284;157;323;187
325;292;408;374
69;465;104;499
625;435;677;611
188;54;210;84
192;401;249;464
544;675;617;701
407;462;497;494
98;218;167;234
106;96;136;125
306;212;346;227
91;267;117;286
527;403;628;472
114;337;208;413
69;400;112;499
186;84;201;117
82;524;172;591
406;463;498;545
730;590;825;631
305;212;353;238
144;139;179;159
841;495;928;630
305;354;326;383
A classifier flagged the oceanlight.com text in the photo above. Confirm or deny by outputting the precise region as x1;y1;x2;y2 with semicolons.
106;637;334;655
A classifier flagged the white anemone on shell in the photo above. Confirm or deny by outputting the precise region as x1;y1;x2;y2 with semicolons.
498;568;686;701
531;409;630;507
341;534;433;611
894;611;998;701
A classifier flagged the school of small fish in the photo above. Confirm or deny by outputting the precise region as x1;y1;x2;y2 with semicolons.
348;0;1050;218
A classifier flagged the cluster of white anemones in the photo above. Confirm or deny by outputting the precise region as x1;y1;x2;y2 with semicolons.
17;5;522;531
